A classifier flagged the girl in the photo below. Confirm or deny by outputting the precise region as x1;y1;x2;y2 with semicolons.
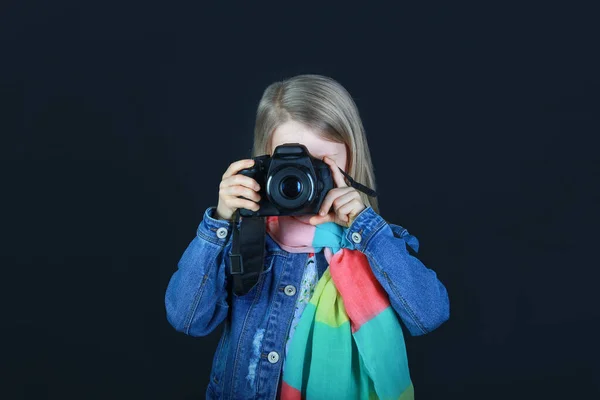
165;74;450;399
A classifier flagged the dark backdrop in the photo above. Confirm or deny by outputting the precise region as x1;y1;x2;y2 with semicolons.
2;1;598;399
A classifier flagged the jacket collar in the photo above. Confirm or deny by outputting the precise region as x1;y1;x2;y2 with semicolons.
265;231;288;257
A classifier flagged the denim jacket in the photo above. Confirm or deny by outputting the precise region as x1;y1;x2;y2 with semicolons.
165;205;450;400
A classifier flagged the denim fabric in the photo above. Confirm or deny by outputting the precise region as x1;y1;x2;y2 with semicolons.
164;205;450;400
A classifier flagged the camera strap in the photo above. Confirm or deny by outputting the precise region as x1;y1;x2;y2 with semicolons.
227;171;376;296
338;167;378;198
228;209;266;296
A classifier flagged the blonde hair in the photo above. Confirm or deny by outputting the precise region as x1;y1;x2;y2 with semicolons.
251;74;379;214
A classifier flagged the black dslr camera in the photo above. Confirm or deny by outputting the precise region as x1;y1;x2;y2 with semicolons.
237;143;334;217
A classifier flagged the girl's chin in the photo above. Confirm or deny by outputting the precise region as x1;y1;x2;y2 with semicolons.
268;213;317;224
292;214;314;223
274;214;314;224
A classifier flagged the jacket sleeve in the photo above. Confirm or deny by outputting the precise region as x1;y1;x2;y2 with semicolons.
344;206;450;336
164;206;235;337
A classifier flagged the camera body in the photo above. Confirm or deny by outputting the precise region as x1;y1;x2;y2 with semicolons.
237;143;334;217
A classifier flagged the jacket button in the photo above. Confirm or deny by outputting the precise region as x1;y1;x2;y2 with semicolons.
351;232;362;244
284;285;296;296
216;227;228;239
267;351;280;364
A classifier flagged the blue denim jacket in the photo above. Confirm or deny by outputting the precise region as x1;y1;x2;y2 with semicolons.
165;205;450;400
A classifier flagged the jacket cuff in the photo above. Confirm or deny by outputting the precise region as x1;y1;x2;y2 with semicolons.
196;206;239;247
343;206;387;252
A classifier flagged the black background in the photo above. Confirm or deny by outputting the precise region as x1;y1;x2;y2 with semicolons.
2;1;599;399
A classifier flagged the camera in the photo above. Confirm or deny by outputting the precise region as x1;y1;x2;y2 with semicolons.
237;143;334;217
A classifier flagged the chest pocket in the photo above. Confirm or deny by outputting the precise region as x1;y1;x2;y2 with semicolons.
230;253;275;301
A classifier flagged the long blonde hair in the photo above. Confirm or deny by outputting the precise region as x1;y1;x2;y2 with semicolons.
251;74;379;214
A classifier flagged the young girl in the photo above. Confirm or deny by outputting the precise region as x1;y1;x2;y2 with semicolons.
165;74;450;399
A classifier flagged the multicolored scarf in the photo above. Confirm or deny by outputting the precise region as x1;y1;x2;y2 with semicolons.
266;215;414;400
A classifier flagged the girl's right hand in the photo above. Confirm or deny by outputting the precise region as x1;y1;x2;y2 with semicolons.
215;159;261;220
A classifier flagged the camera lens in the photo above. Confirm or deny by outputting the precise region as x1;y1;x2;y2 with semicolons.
280;176;302;199
267;165;315;211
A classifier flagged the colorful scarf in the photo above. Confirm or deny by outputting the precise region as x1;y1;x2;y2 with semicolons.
266;215;414;400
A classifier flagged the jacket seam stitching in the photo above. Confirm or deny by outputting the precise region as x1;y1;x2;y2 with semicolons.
365;247;429;335
197;227;231;247
256;253;292;396
184;273;209;334
359;219;387;250
212;320;230;391
229;272;266;399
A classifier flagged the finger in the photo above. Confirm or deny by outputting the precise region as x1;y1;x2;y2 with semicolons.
222;174;261;192
323;156;348;188
223;185;261;203
309;211;335;225
337;198;363;219
331;190;360;214
330;194;358;225
318;187;354;216
228;197;260;212
222;159;255;180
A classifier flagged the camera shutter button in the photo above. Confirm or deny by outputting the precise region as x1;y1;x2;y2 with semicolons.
216;227;228;239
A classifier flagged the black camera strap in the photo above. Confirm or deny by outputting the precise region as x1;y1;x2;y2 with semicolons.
227;171;376;296
338;167;378;197
228;209;266;296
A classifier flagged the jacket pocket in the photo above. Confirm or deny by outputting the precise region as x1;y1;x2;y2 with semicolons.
231;253;275;301
209;320;231;396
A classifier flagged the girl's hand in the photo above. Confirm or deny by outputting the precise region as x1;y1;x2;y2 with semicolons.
309;156;366;228
215;159;262;220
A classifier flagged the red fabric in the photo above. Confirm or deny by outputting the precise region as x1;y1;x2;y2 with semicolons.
329;248;390;333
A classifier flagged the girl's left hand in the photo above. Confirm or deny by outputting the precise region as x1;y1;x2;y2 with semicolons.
309;156;366;228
